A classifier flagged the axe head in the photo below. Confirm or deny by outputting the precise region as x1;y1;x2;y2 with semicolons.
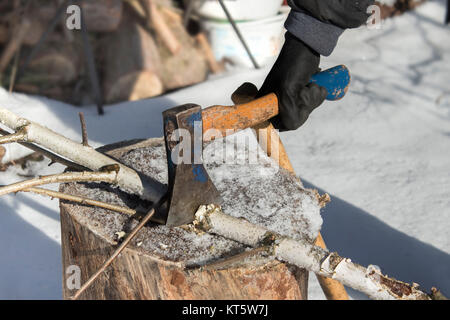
161;104;222;227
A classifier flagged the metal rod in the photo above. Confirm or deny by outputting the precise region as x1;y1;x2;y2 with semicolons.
216;0;260;69
80;1;104;115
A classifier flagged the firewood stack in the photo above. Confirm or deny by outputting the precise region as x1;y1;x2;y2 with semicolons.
375;0;425;19
0;0;220;105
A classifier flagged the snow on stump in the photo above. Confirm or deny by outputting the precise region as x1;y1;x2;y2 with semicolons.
59;133;323;300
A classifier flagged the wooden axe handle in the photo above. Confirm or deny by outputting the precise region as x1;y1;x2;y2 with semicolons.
202;93;279;136
202;65;350;135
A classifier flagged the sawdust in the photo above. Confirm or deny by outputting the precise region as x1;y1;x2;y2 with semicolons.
60;130;322;267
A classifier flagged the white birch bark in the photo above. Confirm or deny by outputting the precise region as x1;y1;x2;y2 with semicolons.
195;205;431;300
0;107;166;202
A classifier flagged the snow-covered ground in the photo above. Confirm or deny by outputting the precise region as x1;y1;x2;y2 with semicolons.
0;0;448;299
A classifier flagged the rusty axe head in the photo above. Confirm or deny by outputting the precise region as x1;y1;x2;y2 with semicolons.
159;104;222;227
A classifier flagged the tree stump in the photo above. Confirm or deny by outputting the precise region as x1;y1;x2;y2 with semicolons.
60;134;323;300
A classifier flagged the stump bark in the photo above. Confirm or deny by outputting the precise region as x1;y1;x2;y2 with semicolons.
60;137;320;300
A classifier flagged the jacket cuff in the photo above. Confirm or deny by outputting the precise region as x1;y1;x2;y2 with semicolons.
284;10;344;56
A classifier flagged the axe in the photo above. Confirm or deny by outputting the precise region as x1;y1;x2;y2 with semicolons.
157;65;351;227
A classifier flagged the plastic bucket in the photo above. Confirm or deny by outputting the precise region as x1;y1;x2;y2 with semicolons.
185;0;284;21
202;11;288;68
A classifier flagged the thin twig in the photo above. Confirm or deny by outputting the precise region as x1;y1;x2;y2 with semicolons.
431;287;448;300
0;152;42;171
0;170;119;197
71;207;156;300
8;45;21;92
202;246;270;271
78;112;89;147
22;187;136;216
0;130;27;144
0;127;88;171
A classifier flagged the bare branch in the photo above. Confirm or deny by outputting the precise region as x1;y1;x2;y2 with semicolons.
0;130;27;144
195;205;432;300
202;246;270;271
0;127;88;170
0;107;166;202
71;207;156;300
0;170;119;197
8;46;21;92
22;187;136;216
78;112;89;147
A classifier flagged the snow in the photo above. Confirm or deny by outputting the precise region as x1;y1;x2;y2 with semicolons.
60;138;321;267
0;0;449;299
204;134;322;242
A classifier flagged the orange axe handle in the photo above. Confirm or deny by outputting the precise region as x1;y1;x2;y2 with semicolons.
202;65;351;135
202;94;279;135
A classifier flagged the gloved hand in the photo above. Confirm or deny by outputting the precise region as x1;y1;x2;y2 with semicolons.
257;32;328;131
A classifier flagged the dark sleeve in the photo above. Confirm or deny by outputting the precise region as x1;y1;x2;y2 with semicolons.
285;0;374;56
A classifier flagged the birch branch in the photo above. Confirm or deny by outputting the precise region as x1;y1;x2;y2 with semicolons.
194;205;431;300
0;107;166;202
21;187;136;216
0;128;88;170
0;130;27;144
0;170;121;197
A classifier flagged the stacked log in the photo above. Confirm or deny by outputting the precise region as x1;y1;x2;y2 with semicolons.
156;4;209;91
102;8;164;103
0;0;220;105
375;0;425;19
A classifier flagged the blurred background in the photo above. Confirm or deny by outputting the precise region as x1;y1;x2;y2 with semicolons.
0;0;449;300
0;0;432;109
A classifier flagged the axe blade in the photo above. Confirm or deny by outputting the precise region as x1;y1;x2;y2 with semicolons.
162;104;222;227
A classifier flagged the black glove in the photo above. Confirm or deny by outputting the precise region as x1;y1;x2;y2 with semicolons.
288;0;375;29
258;32;328;131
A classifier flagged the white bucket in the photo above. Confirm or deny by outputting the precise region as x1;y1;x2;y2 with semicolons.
185;0;284;21
202;10;289;68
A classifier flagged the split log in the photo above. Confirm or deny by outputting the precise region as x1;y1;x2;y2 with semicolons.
23;41;81;85
141;0;181;55
196;33;224;74
59;136;321;299
0;18;30;73
374;0;424;19
29;1;123;33
81;0;123;32
157;8;208;90
103;10;164;103
0;24;8;43
12;40;81;101
21;12;54;46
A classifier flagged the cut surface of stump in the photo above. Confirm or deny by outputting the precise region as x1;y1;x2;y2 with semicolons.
60;131;322;300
